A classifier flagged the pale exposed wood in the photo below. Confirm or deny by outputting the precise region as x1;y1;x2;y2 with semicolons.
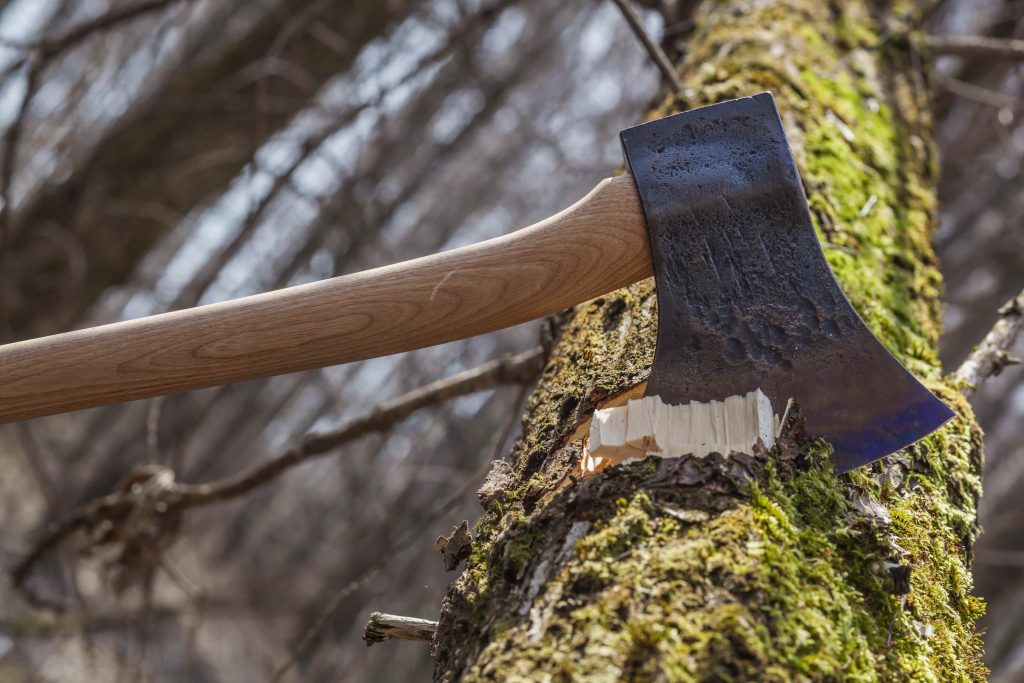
0;175;648;423
587;390;777;468
567;380;647;443
625;396;667;451
588;404;646;464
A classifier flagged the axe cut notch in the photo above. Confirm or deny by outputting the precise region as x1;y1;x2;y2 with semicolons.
586;390;777;469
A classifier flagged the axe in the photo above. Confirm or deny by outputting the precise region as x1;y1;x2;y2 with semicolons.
0;93;952;472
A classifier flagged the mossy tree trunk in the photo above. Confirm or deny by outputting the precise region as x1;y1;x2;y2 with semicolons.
433;1;986;680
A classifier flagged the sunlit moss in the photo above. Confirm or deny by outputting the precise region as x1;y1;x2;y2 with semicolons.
434;1;985;680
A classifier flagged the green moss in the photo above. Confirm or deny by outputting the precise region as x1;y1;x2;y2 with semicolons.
456;436;982;681
434;1;985;680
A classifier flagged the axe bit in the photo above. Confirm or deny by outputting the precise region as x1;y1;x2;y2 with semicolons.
0;92;951;471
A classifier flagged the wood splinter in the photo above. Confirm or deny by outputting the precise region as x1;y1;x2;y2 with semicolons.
586;389;777;471
363;612;438;646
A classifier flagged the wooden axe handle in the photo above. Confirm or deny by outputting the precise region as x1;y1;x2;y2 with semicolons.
0;175;650;423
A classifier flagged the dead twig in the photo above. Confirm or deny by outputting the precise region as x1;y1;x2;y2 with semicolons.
146;396;165;463
925;35;1024;61
175;347;543;504
12;348;544;607
609;0;683;94
932;73;1018;110
955;289;1024;399
8;0;189;64
0;53;41;335
271;449;498;680
0;597;243;638
0;0;193;334
169;0;508;311
12;465;184;609
363;612;437;646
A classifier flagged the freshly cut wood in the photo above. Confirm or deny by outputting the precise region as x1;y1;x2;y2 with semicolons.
625;396;667;451
587;389;776;466
588;405;646;463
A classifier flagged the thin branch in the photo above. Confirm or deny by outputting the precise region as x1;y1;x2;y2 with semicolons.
926;34;1024;61
176;346;544;504
14;422;61;508
12;348;545;605
955;289;1024;399
20;0;188;63
0;606;178;638
609;0;683;94
932;73;1018;110
0;598;242;638
272;567;381;681
0;54;41;334
271;445;495;681
363;612;437;646
0;0;192;334
146;396;165;463
168;0;515;312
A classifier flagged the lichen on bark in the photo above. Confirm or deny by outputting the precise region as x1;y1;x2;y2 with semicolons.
433;1;986;680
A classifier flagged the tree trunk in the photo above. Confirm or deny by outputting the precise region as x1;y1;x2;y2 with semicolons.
433;1;986;680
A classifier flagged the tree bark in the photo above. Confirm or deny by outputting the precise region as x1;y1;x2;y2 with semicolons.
433;1;986;680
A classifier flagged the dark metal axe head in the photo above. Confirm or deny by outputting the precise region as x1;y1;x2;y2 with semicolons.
620;92;954;473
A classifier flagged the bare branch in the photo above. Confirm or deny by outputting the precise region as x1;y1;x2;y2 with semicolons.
12;348;544;606
0;0;192;335
146;396;165;463
926;34;1024;61
0;55;41;331
0;597;244;638
11;464;184;609
363;612;437;646
955;289;1024;399
272;447;495;681
29;0;188;62
272;567;381;681
932;73;1018;110
168;0;509;311
609;0;683;94
176;346;544;504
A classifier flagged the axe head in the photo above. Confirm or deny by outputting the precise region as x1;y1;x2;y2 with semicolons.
620;92;954;473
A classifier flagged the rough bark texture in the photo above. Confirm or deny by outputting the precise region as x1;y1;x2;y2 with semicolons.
433;1;986;680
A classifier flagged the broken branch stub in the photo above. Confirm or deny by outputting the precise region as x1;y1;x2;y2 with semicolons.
363;612;438;646
587;389;777;469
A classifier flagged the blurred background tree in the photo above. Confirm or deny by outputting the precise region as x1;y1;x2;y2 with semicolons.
0;0;1020;680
